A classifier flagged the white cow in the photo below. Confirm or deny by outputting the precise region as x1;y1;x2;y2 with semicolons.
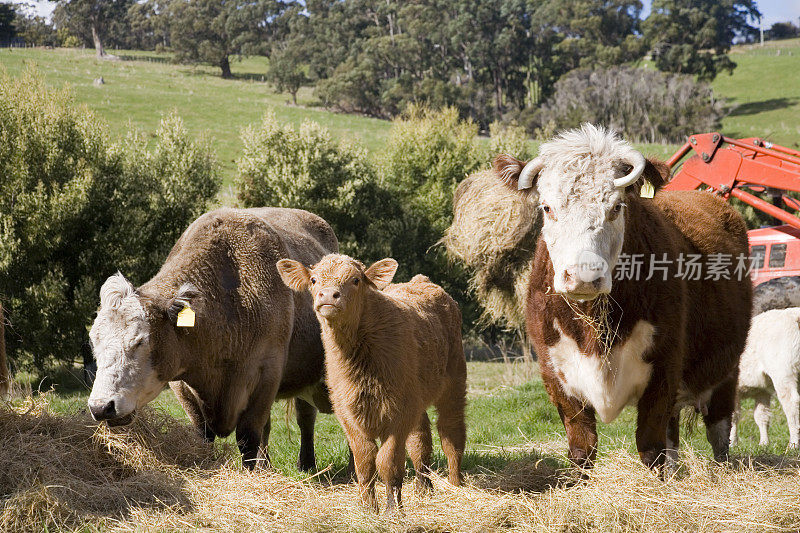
731;307;800;448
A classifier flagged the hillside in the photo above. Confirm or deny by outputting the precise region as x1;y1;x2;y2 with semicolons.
1;39;798;186
715;38;800;148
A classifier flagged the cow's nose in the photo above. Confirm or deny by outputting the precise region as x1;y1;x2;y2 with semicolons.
89;399;116;421
318;288;340;305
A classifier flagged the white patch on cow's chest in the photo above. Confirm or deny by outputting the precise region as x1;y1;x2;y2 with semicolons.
549;320;655;423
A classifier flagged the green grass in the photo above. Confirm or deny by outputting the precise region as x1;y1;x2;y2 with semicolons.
714;38;800;148
31;360;799;481
0;48;392;186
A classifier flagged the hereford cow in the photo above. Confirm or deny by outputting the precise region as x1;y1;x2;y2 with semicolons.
277;255;467;513
493;124;752;471
88;207;338;470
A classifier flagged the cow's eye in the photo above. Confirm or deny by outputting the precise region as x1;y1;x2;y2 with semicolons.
613;202;625;214
353;278;360;285
539;203;556;220
310;277;316;285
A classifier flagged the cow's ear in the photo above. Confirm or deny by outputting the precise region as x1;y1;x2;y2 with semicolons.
277;259;311;292
631;158;671;196
100;272;134;310
167;283;200;324
493;154;543;195
364;258;398;289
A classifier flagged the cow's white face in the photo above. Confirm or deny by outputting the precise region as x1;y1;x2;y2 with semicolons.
88;274;164;424
535;156;628;300
495;124;645;301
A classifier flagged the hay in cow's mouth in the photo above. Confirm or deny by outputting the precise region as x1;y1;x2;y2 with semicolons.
561;293;621;361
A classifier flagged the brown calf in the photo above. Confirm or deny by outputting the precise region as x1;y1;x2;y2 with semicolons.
277;255;467;513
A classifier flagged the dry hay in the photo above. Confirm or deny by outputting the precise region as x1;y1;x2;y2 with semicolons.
4;397;800;532
443;169;541;329
0;395;227;532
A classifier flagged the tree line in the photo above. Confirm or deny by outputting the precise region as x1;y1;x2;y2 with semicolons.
3;0;766;127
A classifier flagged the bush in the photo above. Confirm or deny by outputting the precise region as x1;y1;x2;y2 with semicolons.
537;66;725;144
235;110;397;261
0;70;220;373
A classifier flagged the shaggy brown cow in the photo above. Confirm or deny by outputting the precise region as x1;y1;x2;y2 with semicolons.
277;255;467;513
494;124;752;471
88;207;338;470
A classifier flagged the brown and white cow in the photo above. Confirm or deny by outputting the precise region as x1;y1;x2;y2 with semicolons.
88;207;338;470
494;124;752;471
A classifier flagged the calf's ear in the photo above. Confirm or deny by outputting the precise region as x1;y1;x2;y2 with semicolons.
628;158;671;197
365;258;398;289
167;283;200;324
493;154;543;195
277;259;311;291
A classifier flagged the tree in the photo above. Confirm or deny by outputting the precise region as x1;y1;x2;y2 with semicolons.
126;0;171;50
536;0;647;71
643;0;760;81
767;22;800;41
54;0;134;57
267;43;309;104
0;4;15;44
0;71;220;372
168;0;283;79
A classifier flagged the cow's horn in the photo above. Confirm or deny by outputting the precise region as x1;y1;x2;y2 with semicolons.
613;150;646;189
518;157;544;190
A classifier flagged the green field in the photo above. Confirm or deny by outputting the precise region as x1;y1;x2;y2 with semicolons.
8;40;796;188
40;360;800;481
0;48;392;186
717;38;800;148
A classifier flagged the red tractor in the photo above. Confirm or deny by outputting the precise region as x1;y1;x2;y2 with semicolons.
665;133;800;285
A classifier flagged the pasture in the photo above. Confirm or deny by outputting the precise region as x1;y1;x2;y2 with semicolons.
4;361;800;532
2;41;800;532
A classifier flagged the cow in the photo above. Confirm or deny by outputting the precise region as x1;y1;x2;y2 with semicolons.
493;124;752;472
730;307;800;448
277;254;467;513
87;207;338;470
753;276;800;314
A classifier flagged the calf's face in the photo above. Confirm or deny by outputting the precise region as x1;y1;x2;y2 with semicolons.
277;255;398;322
494;125;647;301
88;274;192;424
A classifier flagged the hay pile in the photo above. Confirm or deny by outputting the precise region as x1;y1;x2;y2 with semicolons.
443;169;541;329
4;396;800;532
0;395;227;532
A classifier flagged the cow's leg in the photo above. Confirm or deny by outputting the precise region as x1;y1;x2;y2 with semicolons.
555;396;598;470
341;417;379;512
635;365;674;471
665;413;680;476
435;378;466;486
406;411;433;494
703;375;737;462
376;431;409;514
752;391;772;446
730;395;741;447
170;381;215;442
774;379;800;448
235;374;281;470
295;397;317;471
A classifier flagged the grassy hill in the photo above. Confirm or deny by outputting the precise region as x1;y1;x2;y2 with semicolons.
0;48;392;187
715;38;800;149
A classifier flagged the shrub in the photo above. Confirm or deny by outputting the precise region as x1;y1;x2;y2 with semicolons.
537;66;725;144
0;70;220;372
235;110;397;261
235;106;492;332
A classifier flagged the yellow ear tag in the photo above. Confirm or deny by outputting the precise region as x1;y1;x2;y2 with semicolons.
176;306;195;327
640;180;655;198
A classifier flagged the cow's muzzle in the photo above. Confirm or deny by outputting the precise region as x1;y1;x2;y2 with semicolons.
88;399;135;426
